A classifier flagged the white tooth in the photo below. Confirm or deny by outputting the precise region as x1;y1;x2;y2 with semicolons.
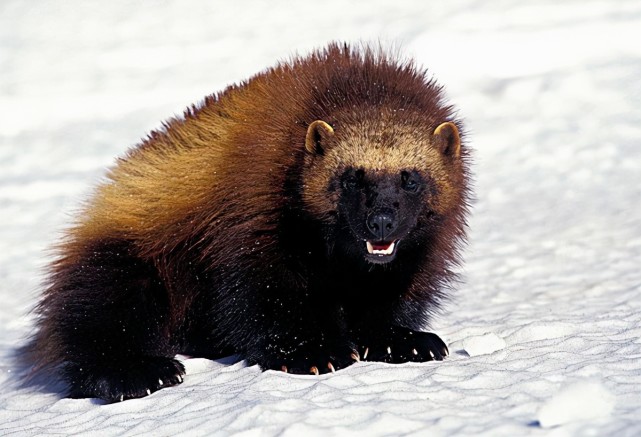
373;242;396;255
366;241;374;254
368;241;397;256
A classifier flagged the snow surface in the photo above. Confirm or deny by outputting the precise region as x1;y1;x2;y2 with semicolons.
537;380;615;428
1;0;641;435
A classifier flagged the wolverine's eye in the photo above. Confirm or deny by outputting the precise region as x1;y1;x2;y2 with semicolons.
343;178;358;191
401;171;420;193
342;169;364;191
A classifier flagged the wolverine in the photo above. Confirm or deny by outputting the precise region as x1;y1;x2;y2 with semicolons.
28;43;471;402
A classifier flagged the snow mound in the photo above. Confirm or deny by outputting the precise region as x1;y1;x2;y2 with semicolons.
537;380;615;428
461;332;506;357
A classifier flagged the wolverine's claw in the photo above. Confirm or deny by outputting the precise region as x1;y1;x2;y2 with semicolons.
351;351;360;362
327;362;335;373
281;365;288;373
310;366;319;375
363;347;369;360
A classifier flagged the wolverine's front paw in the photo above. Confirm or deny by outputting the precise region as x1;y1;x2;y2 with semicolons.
256;344;360;375
282;349;360;375
359;328;449;364
64;356;185;402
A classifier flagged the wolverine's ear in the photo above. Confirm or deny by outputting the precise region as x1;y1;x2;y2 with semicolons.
305;120;335;155
433;122;461;158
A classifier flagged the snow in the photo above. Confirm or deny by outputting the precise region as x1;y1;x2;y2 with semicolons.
1;0;641;435
457;332;506;357
537;380;615;428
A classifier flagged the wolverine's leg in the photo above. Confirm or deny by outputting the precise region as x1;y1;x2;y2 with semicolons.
34;239;184;402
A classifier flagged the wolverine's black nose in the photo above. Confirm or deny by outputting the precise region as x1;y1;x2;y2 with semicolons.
366;209;397;241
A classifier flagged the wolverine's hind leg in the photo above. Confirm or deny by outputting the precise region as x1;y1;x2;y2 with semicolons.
34;239;185;402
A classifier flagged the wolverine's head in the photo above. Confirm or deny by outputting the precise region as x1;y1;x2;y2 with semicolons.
301;111;466;266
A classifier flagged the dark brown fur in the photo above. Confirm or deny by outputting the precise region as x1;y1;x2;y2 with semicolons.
28;43;471;402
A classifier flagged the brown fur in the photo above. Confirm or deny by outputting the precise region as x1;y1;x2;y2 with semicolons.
78;45;464;247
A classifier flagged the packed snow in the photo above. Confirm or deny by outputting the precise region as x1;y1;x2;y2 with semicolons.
1;0;641;435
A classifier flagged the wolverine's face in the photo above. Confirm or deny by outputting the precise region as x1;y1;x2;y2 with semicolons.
336;167;430;264
301;116;463;266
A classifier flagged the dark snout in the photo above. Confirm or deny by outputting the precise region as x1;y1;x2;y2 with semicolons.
366;208;397;241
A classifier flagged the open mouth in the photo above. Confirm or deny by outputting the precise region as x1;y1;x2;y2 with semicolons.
365;240;399;257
